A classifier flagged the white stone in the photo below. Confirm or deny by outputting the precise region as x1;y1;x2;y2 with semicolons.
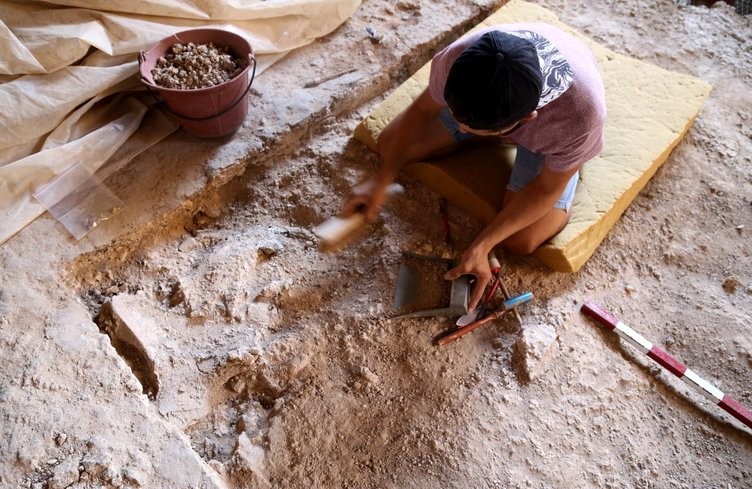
48;458;79;489
233;432;272;489
514;323;558;381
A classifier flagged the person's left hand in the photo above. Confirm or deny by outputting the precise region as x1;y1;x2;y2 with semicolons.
444;243;492;313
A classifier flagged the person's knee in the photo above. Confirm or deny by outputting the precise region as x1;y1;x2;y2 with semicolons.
376;130;391;156
503;209;570;255
502;234;542;255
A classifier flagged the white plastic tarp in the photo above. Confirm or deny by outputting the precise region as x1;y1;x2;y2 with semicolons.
0;0;362;245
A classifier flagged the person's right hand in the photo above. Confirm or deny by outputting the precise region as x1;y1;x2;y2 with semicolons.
444;242;493;313
343;177;390;223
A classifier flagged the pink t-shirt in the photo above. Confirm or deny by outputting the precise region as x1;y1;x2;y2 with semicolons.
429;23;607;172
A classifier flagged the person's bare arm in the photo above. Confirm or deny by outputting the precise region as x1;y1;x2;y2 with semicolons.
344;89;454;221
446;163;579;310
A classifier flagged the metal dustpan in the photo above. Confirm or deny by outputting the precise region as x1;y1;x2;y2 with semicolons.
393;251;468;319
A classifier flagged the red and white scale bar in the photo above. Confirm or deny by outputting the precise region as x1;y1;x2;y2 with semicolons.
581;302;752;430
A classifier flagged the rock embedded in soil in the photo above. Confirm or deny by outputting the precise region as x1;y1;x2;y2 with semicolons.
514;323;558;381
722;277;739;293
232;432;271;488
49;458;80;489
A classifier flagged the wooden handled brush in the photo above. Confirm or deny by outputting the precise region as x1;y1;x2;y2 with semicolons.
314;183;403;252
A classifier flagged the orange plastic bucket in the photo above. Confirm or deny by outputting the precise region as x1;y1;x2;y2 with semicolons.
139;28;256;138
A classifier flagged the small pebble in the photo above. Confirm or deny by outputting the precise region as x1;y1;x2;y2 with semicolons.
722;277;739;293
365;27;385;43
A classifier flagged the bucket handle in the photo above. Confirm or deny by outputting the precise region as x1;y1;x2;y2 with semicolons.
139;54;257;122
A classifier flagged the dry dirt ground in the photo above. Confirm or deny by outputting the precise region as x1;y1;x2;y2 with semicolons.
1;0;751;488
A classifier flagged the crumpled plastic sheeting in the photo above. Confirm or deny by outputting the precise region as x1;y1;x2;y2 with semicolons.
0;0;362;245
0;97;163;245
1;0;363;76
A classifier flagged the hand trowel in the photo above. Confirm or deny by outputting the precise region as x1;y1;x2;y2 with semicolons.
393;252;469;319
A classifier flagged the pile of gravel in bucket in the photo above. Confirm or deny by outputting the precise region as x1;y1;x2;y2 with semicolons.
151;42;247;90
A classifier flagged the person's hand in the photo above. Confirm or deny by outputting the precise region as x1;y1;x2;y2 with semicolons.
343;178;390;223
444;243;493;312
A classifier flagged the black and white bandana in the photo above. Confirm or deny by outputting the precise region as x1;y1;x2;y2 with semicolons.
507;30;573;109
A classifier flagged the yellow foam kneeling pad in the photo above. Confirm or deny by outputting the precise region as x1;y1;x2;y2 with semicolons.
354;0;712;272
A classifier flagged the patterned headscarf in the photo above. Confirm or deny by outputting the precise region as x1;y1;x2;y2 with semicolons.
444;31;543;130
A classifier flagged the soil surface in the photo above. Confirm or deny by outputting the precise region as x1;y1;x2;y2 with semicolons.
1;1;750;488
